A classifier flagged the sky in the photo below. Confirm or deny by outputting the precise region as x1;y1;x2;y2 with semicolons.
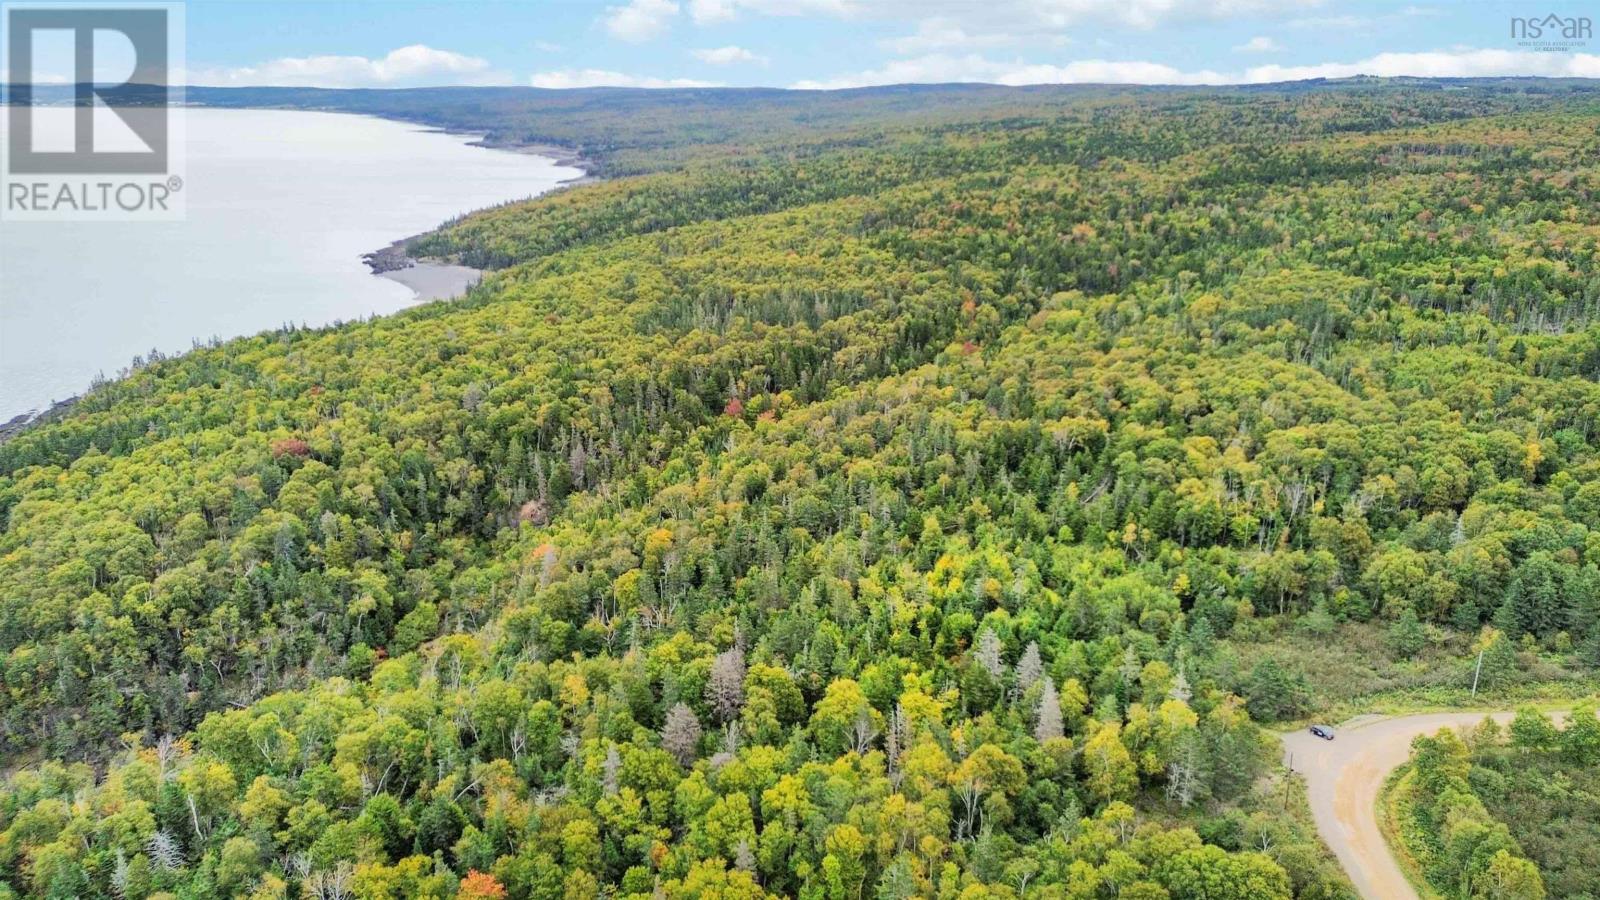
14;0;1600;90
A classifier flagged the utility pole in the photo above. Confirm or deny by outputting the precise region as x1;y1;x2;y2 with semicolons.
1470;648;1485;697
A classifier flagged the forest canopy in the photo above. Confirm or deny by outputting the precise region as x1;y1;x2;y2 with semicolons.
4;78;1600;899
1392;707;1600;900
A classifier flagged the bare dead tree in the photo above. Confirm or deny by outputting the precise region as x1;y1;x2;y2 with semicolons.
662;702;702;766
304;862;354;900
602;744;622;797
851;710;881;755
707;645;746;723
1165;735;1203;809
147;830;184;872
1034;679;1064;743
1014;641;1043;697
975;629;1005;680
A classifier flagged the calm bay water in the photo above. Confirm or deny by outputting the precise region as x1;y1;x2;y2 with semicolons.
0;108;580;420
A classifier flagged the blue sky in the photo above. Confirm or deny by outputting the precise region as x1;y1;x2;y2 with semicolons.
34;1;1600;89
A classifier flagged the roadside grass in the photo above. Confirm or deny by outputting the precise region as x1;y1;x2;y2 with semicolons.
1223;619;1600;726
1378;765;1445;900
1321;682;1600;723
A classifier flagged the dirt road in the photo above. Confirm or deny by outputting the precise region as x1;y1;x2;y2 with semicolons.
1281;709;1563;900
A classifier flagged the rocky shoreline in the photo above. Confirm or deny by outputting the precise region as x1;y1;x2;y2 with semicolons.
360;137;597;297
0;396;77;444
463;137;597;177
361;238;416;274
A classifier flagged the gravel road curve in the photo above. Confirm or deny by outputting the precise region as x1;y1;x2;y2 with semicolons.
1280;709;1576;900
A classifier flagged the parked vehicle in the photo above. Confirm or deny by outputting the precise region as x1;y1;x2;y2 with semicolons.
1309;725;1335;740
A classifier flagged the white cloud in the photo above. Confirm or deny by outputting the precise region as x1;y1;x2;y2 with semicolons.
642;0;1330;54
186;44;509;88
1289;15;1366;28
881;18;1018;55
795;46;1600;90
793;53;1230;90
603;0;680;42
688;0;850;24
530;68;720;88
691;45;767;65
534;40;565;53
1235;36;1281;53
687;0;737;24
687;0;1323;32
1288;5;1435;31
1045;0;1322;30
1242;48;1600;81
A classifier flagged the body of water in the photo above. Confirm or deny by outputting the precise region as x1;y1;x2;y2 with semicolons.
0;108;580;420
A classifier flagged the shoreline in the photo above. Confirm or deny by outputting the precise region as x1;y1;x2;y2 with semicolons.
358;132;599;302
361;237;485;302
179;103;604;181
464;137;597;178
2;116;599;445
0;396;76;444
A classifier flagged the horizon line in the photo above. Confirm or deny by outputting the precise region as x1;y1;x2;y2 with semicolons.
5;73;1600;95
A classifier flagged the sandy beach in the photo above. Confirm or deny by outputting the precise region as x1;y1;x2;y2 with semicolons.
360;139;595;302
378;261;484;301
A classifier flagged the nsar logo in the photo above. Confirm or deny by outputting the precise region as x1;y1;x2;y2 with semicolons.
1510;13;1592;51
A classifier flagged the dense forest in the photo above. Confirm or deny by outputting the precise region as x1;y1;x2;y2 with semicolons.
4;78;1600;899
1394;708;1600;899
181;78;1600;176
